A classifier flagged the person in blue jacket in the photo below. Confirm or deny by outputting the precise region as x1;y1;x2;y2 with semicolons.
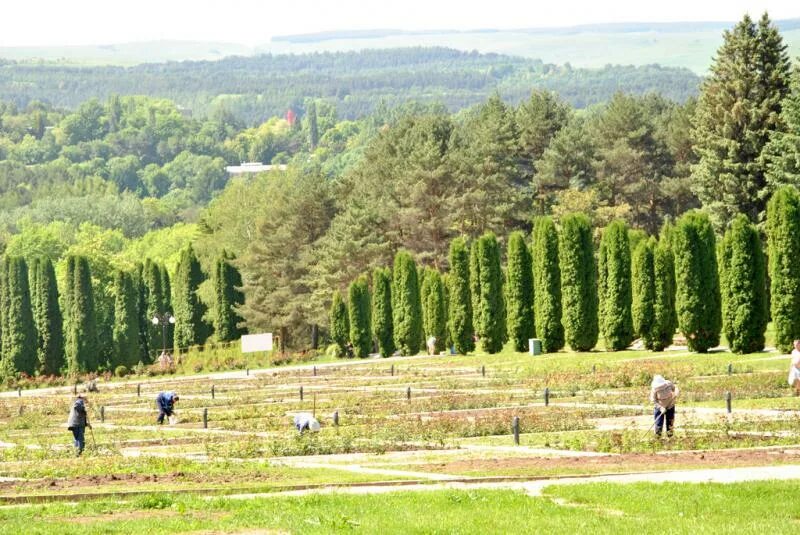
66;395;91;456
155;391;179;424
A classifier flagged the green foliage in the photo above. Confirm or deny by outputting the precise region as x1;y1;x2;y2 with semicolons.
212;251;245;342
631;239;657;349
652;237;677;351
421;269;447;352
474;233;506;354
447;237;474;354
64;255;99;374
597;220;634;351
112;270;141;368
347;276;372;358
469;240;482;337
391;251;422;356
505;231;534;352
764;69;800;190
692;13;791;226
371;268;394;358
173;245;208;351
559;213;598;352
719;215;767;354
31;257;64;375
142;260;168;359
532;216;564;353
0;257;37;376
329;290;349;356
766;186;800;352
673;211;721;352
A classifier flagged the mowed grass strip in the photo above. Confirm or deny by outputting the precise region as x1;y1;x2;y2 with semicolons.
0;481;799;534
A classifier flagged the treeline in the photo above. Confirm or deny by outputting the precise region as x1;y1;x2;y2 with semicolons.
0;246;245;379
0;47;700;123
330;187;800;357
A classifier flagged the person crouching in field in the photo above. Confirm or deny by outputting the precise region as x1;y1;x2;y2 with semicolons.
66;395;91;456
650;375;679;438
788;340;800;396
293;413;321;434
156;391;179;424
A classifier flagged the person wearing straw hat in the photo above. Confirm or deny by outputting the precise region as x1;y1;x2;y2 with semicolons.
650;375;679;437
66;394;91;456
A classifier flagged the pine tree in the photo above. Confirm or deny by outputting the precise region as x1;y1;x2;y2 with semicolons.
391;251;422;355
598;220;634;351
134;264;149;364
652;237;677;351
692;13;791;226
764;70;800;189
559;213;598;351
719;215;767;354
448;237;474;354
469;241;482;338
65;256;99;374
213;251;245;342
474;232;506;353
371;267;394;357
33;257;64;375
142;260;165;359
173;245;208;351
632;239;657;349
347;275;371;358
505;231;534;352
329;290;349;356
673;211;722;352
112;270;141;368
766;186;800;352
421;268;447;352
1;257;37;376
532;216;565;353
0;258;8;379
159;264;174;350
307;100;319;150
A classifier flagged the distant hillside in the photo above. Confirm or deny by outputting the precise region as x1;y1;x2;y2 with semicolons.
0;47;699;123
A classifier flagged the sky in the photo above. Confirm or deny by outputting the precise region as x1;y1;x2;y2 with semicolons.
1;0;799;47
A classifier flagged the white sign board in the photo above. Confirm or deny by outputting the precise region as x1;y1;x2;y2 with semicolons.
241;333;273;353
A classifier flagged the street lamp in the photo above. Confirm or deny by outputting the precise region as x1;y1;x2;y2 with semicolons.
151;313;176;354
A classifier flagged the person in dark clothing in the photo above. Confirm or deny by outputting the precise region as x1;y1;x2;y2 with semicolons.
66;395;91;456
155;391;179;424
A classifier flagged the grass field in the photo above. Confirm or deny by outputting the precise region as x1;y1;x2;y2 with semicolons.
1;339;800;533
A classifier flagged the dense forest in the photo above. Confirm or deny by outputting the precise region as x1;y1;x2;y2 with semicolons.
0;13;799;380
0;48;700;123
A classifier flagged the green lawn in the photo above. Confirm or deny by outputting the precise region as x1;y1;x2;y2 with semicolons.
1;481;799;534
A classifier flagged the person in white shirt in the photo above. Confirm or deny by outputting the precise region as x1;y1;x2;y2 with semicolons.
788;340;800;396
650;375;679;437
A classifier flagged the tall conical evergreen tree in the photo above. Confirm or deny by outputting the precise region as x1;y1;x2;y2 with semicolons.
213;251;245;342
65;255;99;374
112;270;141;368
421;268;447;353
532;216;564;353
559;213;598;351
329;289;349;356
692;12;791;226
306;100;319;149
764;69;800;189
469;241;482;337
475;232;506;354
391;250;422;356
598;220;634;351
159;264;174;350
2;257;37;376
348;275;372;358
371;267;394;357
448;237;474;354
173;245;208;351
142;260;164;359
653;237;677;351
719;215;767;354
632;239;657;349
767;186;800;352
33;257;64;375
0;258;9;378
134;264;149;364
673;211;722;353
505;231;534;352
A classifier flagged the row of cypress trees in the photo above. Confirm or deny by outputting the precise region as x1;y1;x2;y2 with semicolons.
331;186;800;356
0;247;246;379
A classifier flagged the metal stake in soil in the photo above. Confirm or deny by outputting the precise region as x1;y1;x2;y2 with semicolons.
300;386;304;401
544;387;550;406
211;385;215;399
512;416;520;445
726;391;732;414
406;386;411;400
100;406;105;423
203;408;208;429
333;410;339;427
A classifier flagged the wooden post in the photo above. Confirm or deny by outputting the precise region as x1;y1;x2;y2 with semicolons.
726;391;732;414
406;386;411;400
211;385;215;399
300;385;304;401
727;363;733;375
18;405;23;416
73;383;77;396
313;366;317;377
333;410;339;427
137;384;141;397
17;387;21;398
592;364;596;374
390;364;394;376
100;406;105;423
512;416;520;445
544;387;550;406
481;365;485;378
203;408;208;429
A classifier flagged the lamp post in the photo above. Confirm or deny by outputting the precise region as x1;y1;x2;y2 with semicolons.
151;313;175;354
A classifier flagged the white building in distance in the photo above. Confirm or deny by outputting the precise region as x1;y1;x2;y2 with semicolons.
225;162;288;175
